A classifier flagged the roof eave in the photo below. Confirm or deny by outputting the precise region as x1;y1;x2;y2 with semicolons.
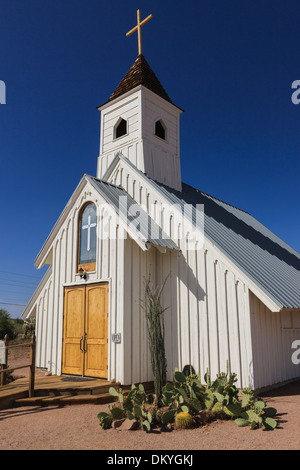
97;84;184;113
22;266;52;319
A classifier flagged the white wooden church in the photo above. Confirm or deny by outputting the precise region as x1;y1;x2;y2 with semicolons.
23;12;300;391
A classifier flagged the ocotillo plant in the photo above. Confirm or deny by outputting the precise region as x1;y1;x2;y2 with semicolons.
140;273;169;405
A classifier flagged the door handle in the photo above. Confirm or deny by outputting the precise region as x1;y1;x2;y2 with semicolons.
80;336;84;352
83;332;87;352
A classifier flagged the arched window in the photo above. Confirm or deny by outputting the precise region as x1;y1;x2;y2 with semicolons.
114;118;127;139
155;119;166;140
78;202;97;272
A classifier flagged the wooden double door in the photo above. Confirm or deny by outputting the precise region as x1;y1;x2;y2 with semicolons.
62;283;108;378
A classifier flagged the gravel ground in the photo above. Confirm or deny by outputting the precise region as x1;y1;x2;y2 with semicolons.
1;345;300;451
0;380;299;450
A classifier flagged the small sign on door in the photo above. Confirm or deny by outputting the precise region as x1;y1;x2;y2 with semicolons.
112;333;121;343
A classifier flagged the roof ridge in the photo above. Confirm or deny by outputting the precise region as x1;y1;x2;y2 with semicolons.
87;174;119;188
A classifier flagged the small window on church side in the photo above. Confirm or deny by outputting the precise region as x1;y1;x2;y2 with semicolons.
115;118;127;139
155;119;166;140
78;202;97;272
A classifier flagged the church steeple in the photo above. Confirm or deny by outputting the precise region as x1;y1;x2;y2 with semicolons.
96;10;183;191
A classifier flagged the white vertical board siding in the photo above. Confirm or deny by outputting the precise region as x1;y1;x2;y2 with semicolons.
51;239;61;375
34;274;53;370
122;240;254;389
249;291;300;390
156;248;179;381
97;140;144;181
175;245;253;388
122;239;179;385
115;225;126;383
123;237;155;385
33;182;127;380
108;159;255;388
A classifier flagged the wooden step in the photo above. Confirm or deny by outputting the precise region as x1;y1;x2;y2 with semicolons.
32;384;114;397
1;376;122;410
30;382;119;398
59;392;117;405
13;392;116;407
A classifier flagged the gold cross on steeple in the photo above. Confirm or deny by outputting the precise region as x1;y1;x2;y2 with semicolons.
126;9;153;56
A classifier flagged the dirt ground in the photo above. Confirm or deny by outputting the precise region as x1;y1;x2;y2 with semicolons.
1;344;300;451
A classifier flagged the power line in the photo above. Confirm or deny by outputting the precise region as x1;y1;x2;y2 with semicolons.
0;277;37;285
0;288;33;295
0;293;30;300
0;270;40;279
0;282;36;290
0;278;37;287
0;302;26;307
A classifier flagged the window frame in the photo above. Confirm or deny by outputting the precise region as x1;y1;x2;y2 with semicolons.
154;119;167;141
77;202;97;273
114;117;128;140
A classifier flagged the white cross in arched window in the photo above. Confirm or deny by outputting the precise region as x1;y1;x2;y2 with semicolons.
82;215;96;252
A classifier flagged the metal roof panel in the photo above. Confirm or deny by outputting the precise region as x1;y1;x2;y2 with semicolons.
86;175;180;252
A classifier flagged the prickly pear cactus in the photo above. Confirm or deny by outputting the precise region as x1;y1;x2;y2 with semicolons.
211;401;225;417
223;403;242;417
204;389;215;409
241;387;256;409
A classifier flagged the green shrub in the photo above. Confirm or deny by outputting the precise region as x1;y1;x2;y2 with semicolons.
0;309;15;339
23;318;35;338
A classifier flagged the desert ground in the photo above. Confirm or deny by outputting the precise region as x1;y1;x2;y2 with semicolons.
0;342;299;451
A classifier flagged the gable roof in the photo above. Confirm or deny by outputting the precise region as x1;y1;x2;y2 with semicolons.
103;152;300;310
86;175;180;252
34;173;179;269
157;181;300;310
106;54;174;105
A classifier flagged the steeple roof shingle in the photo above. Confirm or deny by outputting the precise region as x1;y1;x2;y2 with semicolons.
108;54;173;104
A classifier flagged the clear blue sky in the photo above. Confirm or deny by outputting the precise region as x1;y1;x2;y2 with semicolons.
0;0;299;317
